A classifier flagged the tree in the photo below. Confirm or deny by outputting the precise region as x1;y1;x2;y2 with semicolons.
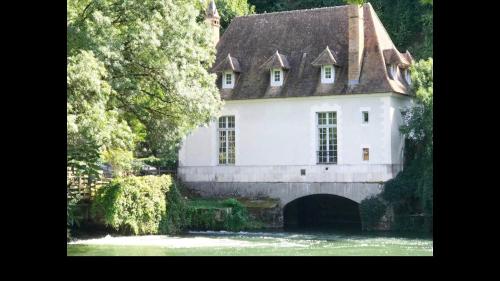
67;0;223;168
248;0;432;60
67;50;135;177
399;58;433;216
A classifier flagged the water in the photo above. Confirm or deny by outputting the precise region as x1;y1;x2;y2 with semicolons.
67;230;433;256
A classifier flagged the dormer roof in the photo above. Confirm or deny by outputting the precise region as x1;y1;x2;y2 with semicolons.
383;49;411;68
311;46;339;67
402;50;414;65
260;51;290;70
212;53;241;73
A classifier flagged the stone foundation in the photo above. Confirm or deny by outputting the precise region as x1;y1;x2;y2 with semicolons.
182;181;383;228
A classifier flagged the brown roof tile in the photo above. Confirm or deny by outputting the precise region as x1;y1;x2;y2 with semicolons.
212;3;412;100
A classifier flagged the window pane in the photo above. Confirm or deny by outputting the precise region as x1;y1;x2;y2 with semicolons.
218;115;235;165
225;73;232;84
317;112;337;163
274;70;280;82
228;131;235;164
219;117;226;129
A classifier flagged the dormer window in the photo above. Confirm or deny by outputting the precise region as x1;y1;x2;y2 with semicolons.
389;64;398;80
321;65;335;84
261;51;289;87
311;46;339;85
222;71;235;89
271;68;283;87
404;69;411;85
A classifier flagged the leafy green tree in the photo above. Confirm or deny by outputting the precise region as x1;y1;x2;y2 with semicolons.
248;0;432;60
67;0;223;167
380;58;433;231
67;50;135;177
399;58;433;216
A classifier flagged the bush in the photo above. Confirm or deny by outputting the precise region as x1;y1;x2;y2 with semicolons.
67;193;83;240
221;198;249;231
185;198;253;231
91;175;172;235
160;182;190;234
359;196;387;231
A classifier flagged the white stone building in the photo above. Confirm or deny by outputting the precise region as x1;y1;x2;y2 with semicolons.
178;1;414;208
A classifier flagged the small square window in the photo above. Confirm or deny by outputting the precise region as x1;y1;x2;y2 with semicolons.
363;148;369;161
362;111;369;123
300;169;306;176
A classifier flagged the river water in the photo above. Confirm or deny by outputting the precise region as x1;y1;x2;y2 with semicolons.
67;230;433;256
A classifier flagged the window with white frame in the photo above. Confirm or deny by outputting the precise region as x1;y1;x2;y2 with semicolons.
321;65;335;84
270;68;283;86
218;116;235;165
222;71;234;89
362;111;369;124
389;64;398;80
404;68;411;85
317;112;337;164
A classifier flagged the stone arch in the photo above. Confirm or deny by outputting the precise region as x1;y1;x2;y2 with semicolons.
283;193;362;230
278;182;383;207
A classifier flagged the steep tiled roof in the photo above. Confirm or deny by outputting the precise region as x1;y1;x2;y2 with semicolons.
212;3;412;100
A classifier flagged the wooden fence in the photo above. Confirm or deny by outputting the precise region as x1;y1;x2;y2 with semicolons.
67;167;177;200
67;168;111;200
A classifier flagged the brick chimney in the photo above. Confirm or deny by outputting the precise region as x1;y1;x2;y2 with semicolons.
205;0;220;46
348;4;364;87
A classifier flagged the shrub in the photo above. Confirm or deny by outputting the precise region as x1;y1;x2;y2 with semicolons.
222;198;249;231
67;193;83;240
185;198;253;231
160;182;190;234
91;175;172;235
359;196;387;231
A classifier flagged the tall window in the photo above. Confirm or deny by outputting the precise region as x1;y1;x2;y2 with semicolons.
317;112;337;164
218;116;235;164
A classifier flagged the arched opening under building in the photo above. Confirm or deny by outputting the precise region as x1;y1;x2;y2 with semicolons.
283;194;361;231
